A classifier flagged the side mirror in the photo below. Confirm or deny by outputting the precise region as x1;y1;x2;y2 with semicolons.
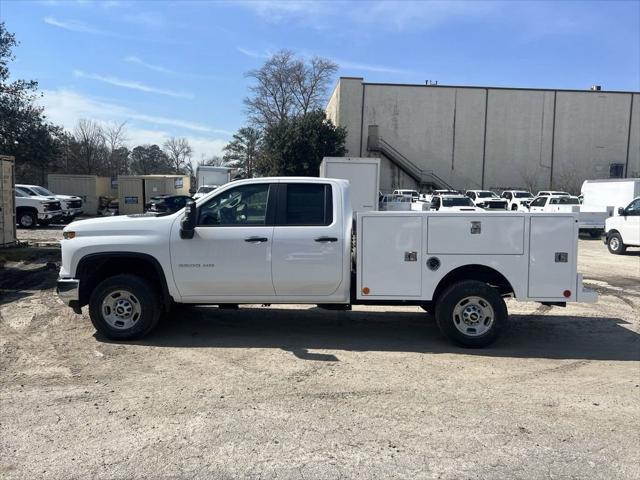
180;199;197;239
618;207;626;216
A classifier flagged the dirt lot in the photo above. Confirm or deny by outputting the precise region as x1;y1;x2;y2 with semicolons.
1;229;639;479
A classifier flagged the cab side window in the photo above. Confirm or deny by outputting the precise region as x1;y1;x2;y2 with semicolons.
281;183;333;226
530;197;546;207
626;199;640;215
198;184;270;226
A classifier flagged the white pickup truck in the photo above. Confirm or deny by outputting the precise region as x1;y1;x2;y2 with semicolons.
57;178;596;348
15;189;63;227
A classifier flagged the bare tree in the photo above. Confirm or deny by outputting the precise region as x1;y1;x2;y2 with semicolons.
554;161;583;195
223;127;261;178
290;56;338;115
519;163;543;193
163;136;193;174
104;121;129;175
244;50;337;127
198;155;227;167
72;119;106;174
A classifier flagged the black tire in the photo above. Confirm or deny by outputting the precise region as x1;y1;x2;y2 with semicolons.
588;230;601;239
89;274;161;340
607;233;626;255
435;280;508;348
511;204;518;211
17;209;38;229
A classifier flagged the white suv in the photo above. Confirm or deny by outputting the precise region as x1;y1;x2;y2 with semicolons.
604;197;640;254
15;189;63;228
17;184;83;221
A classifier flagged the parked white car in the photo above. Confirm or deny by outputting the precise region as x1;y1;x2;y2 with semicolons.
15;189;62;228
393;189;419;201
17;184;83;221
500;190;534;211
604;197;640;254
193;184;221;200
465;190;508;210
429;195;482;212
57;177;595;348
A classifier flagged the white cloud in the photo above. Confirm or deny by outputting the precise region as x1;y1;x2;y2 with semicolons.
236;46;411;75
236;47;270;59
123;11;167;28
40;89;230;161
73;70;194;99
124;55;175;75
43;16;106;34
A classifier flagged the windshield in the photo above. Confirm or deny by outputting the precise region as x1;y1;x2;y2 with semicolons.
17;187;37;196
33;186;55;196
477;191;498;198
442;197;474;207
551;197;580;205
514;192;533;198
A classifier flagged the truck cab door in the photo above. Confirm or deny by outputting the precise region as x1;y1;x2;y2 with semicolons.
170;182;277;298
621;198;640;245
271;182;343;296
529;197;546;212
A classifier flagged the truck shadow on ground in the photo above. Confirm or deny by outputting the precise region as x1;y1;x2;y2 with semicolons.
105;306;640;362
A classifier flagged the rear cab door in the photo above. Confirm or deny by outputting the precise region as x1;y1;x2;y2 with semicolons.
271;181;345;298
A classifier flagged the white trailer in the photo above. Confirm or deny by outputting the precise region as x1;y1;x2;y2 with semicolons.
195;166;230;192
320;157;380;212
581;179;640;212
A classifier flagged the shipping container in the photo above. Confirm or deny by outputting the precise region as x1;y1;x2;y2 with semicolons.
47;174;114;215
117;175;191;215
1;156;16;247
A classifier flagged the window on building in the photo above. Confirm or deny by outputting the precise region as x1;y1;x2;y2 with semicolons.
609;163;625;178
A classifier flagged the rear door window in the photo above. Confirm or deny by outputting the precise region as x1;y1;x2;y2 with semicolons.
281;183;333;226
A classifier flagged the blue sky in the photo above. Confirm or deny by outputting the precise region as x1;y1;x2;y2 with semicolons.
2;0;639;161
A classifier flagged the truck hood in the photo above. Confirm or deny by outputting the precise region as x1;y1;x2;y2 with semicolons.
56;194;82;201
65;213;176;236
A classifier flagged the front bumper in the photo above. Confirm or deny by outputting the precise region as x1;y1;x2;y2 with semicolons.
38;211;63;220
62;208;83;217
57;278;80;311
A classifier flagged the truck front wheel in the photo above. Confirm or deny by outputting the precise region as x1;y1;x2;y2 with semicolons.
17;209;37;229
89;274;161;340
607;233;626;255
435;280;508;348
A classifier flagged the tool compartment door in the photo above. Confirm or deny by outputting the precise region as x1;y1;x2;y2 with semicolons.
528;216;576;298
427;215;525;255
359;215;422;297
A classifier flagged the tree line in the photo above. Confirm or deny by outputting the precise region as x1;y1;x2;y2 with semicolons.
1;22;346;187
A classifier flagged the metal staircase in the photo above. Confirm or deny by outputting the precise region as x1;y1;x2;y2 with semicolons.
367;125;455;190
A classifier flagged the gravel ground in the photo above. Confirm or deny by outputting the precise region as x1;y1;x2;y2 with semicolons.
0;237;638;479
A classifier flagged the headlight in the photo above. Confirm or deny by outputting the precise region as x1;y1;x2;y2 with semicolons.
63;231;76;240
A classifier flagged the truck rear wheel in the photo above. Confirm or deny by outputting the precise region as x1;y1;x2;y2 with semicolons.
435;280;508;348
89;274;161;340
607;233;626;255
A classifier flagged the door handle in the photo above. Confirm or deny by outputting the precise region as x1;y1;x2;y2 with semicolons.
244;236;268;243
314;236;338;243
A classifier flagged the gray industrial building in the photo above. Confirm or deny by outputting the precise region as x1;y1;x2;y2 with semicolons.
326;77;640;193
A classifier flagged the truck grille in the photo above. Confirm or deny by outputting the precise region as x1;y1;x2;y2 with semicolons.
485;201;508;209
66;200;82;208
44;201;61;211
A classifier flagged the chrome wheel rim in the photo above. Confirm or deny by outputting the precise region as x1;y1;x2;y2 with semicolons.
102;290;141;330
452;296;495;337
21;214;34;227
610;237;620;251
